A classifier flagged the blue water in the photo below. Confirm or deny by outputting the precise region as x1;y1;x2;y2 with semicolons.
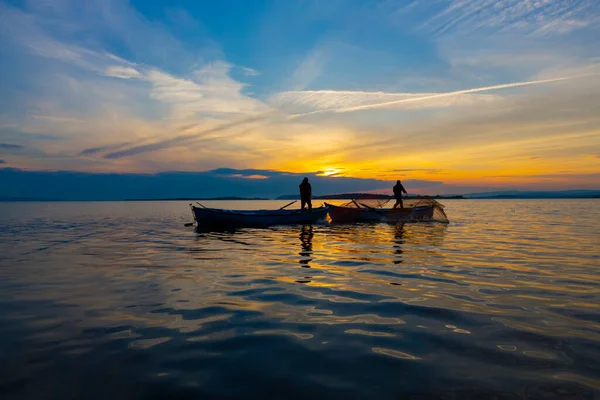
0;200;599;399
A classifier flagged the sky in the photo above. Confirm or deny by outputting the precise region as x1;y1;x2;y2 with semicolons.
0;0;599;196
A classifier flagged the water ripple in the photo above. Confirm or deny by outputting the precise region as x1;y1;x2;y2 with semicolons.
0;200;599;398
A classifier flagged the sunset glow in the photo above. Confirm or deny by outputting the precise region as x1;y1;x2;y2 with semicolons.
1;0;599;195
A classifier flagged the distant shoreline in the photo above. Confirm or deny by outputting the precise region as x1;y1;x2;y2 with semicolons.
124;197;270;201
1;195;598;202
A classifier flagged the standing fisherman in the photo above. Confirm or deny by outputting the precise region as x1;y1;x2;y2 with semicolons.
299;177;312;211
393;180;408;208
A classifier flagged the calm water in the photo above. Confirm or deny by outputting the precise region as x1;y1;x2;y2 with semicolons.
0;200;599;399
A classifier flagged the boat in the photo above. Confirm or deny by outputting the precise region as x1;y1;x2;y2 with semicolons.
190;203;330;228
325;198;448;224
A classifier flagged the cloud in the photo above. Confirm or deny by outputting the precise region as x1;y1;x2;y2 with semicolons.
391;1;600;90
80;142;133;156
145;61;267;119
0;127;63;142
240;67;260;76
282;73;600;182
0;3;153;80
32;116;87;124
1;2;273;165
0;143;25;150
33;0;221;70
389;169;446;175
230;174;269;179
105;66;142;79
271;90;500;114
287;73;598;116
414;0;599;37
392;169;439;172
102;113;273;159
488;172;600;180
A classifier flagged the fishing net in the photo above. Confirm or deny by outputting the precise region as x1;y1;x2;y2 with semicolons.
340;197;449;223
341;198;392;209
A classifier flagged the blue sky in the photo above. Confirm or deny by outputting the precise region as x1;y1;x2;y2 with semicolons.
0;0;599;196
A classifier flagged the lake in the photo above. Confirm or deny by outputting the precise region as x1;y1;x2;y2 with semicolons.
0;200;598;399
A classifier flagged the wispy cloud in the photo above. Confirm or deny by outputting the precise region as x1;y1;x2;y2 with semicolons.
287;73;598;117
102;113;273;159
0;143;25;150
489;172;600;179
146;62;267;119
105;66;142;79
240;67;260;76
32;116;87;123
229;174;269;179
271;89;500;115
393;0;600;86
415;0;599;37
390;169;446;174
1;1;274;165
0;3;114;75
80;142;133;156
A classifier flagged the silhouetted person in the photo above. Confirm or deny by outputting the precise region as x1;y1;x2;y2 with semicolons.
299;177;312;211
393;180;407;208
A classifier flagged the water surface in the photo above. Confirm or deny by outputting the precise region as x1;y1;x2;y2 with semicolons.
0;200;599;399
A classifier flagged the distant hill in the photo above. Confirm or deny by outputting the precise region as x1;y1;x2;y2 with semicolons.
0;197;66;202
276;190;600;200
277;193;389;200
124;197;269;201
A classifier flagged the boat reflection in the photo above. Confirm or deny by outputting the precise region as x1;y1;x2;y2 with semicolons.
299;225;314;268
393;224;404;265
194;224;239;235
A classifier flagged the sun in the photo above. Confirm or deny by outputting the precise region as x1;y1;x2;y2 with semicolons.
318;168;343;177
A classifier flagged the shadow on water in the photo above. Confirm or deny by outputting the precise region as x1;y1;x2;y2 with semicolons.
298;225;313;268
194;224;239;235
393;224;404;265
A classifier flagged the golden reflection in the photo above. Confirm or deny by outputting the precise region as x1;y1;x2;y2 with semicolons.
345;329;396;337
553;373;600;391
372;347;421;360
252;330;314;340
128;337;172;349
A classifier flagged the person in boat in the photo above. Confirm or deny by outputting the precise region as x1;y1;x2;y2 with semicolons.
299;177;312;211
393;180;408;208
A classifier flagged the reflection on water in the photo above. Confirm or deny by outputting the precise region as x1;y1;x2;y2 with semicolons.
299;225;313;268
393;224;404;265
0;200;599;399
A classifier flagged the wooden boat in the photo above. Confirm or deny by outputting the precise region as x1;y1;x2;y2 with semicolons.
190;203;330;227
325;199;447;224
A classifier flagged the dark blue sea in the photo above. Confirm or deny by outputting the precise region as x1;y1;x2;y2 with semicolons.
0;200;599;399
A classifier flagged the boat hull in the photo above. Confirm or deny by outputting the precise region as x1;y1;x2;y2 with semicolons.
191;205;329;227
325;203;435;223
